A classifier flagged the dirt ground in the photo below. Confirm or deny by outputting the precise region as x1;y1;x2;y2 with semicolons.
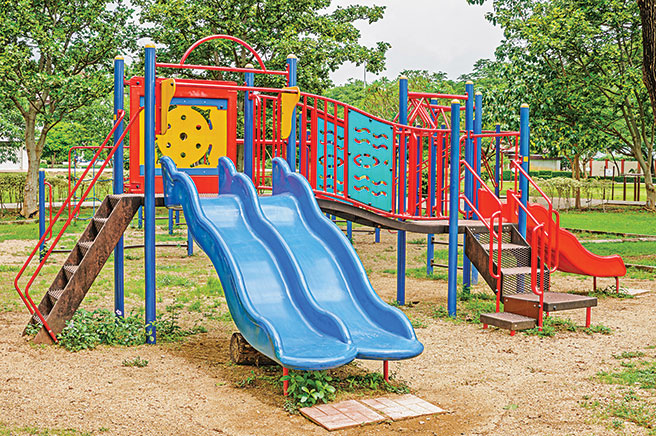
1;226;655;436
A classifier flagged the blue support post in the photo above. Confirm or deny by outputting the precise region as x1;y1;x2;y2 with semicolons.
448;100;461;317
113;56;125;318
347;221;352;241
38;171;45;260
244;65;255;179
462;81;474;293
495;123;501;198
187;220;194;257
168;209;173;235
519;104;530;238
286;55;298;172
175;210;180;225
397;76;408;306
144;45;157;343
138;206;142;229
375;227;380;243
472;91;483;285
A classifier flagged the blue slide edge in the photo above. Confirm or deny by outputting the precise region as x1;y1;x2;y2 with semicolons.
270;158;424;360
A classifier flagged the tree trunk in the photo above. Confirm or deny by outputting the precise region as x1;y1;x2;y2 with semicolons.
638;0;656;210
21;112;47;218
638;0;656;127
573;153;582;209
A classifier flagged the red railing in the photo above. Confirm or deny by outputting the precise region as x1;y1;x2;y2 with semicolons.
14;108;142;342
252;90;457;221
459;155;505;311
510;159;560;271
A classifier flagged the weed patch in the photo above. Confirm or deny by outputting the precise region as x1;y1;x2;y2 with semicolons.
122;356;149;367
431;291;496;324
58;308;206;351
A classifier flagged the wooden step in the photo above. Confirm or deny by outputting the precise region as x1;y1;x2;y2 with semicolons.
480;312;536;331
505;292;597;312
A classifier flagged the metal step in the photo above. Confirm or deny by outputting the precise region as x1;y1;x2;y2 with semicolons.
78;241;94;254
47;288;65;305
63;264;79;280
31;313;45;324
502;266;533;276
480;312;536;331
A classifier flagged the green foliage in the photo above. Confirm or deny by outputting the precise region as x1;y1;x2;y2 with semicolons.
281;371;337;408
359;70;463;121
0;0;136;215
24;322;41;336
122;356;149;368
523;316;613;337
58;308;206;351
599;361;656;390
152;307;207;343
339;372;409;395
58;309;145;352
136;0;389;93
471;0;655;207
431;292;496;324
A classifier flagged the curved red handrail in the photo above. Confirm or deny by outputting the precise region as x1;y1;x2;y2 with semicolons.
14;108;142;342
180;35;267;71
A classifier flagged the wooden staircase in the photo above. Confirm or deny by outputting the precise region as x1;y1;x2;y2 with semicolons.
26;194;142;344
465;224;597;334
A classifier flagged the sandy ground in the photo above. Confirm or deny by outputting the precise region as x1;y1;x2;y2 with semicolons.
1;228;655;436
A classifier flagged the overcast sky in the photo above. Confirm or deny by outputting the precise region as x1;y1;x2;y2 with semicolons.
329;0;504;84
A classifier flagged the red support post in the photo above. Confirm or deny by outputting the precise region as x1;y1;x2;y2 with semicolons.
616;277;620;293
585;307;591;328
383;360;389;382
283;367;289;396
593;276;597;291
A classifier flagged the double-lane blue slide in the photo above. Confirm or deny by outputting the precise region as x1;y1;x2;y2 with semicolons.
160;156;422;370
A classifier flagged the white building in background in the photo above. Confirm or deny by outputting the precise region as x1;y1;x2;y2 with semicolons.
0;138;28;171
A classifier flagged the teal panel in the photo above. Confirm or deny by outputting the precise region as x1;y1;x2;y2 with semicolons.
347;111;394;212
316;118;345;193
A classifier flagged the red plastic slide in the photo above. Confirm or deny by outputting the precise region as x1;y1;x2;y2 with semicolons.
477;189;626;278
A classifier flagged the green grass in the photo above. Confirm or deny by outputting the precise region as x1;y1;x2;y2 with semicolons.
0;422;93;436
430;291;497;324
598;360;656;390
559;209;656;235
0;219;86;242
586;351;656;433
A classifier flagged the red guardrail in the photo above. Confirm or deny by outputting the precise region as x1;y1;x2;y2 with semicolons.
14;108;142;342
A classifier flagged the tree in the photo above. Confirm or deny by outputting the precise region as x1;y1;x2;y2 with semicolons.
0;0;135;217
359;70;463;121
136;0;390;94
466;0;655;209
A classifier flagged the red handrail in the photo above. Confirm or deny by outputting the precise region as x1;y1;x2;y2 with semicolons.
179;35;267;71
14;108;142;342
510;159;560;271
459;157;504;310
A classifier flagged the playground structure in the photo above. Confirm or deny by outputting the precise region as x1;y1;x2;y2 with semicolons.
14;35;627;372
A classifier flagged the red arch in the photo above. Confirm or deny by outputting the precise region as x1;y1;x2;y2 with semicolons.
179;35;267;71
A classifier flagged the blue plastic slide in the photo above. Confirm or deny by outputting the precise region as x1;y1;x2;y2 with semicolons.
160;156;422;370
